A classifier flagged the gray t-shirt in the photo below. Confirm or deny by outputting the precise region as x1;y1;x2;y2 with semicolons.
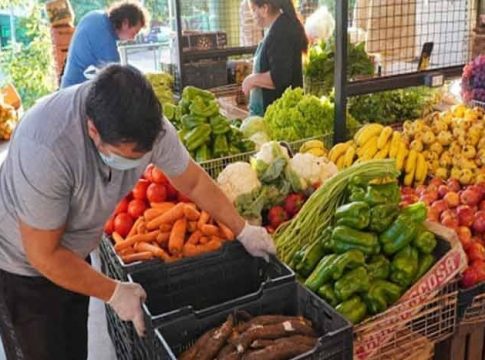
0;83;190;276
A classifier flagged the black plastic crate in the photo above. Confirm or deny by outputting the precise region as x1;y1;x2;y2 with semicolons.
457;281;485;322
154;281;353;360
183;59;228;89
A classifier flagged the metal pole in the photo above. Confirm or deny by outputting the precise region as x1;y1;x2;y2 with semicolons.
174;0;185;90
333;0;348;144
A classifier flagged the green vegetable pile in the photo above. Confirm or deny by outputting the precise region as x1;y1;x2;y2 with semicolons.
263;87;337;142
145;72;175;105
348;87;443;125
164;86;254;162
303;39;374;97
277;161;438;324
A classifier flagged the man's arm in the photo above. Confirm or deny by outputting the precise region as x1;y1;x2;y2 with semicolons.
20;221;116;301
169;159;245;235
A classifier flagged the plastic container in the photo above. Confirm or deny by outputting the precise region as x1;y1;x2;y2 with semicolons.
154;281;353;360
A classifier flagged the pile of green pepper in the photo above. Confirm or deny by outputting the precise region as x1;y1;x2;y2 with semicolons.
292;178;438;325
163;86;255;162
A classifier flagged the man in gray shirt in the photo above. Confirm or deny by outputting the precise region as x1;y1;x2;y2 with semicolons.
0;65;275;360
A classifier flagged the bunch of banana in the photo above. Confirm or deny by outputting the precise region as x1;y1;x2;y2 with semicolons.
328;141;356;170
299;140;328;157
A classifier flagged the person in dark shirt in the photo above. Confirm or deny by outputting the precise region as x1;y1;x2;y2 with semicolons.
242;0;308;116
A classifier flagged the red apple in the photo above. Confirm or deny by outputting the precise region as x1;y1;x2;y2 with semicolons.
447;178;461;193
427;207;441;222
431;199;449;216
479;200;485;211
401;187;416;196
427;190;439;203
429;177;445;188
461;188;482;206
419;194;435;206
441;210;459;229
461;266;479;288
467;242;485;263
457;205;476;227
401;194;419;205
415;185;427;197
472;211;485;233
469;185;485;199
437;185;450;199
444;192;460;208
457;226;473;249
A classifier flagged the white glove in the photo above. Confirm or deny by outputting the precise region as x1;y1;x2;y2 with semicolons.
237;222;276;261
107;281;147;337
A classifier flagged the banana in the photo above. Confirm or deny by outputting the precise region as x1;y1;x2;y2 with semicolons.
404;166;415;186
343;146;356;168
336;155;346;170
300;140;325;154
414;153;427;183
396;142;408;171
361;137;378;160
357;135;377;158
377;126;393;150
355;124;384;147
329;142;350;163
307;147;326;157
388;131;402;158
405;150;418;175
374;141;391;160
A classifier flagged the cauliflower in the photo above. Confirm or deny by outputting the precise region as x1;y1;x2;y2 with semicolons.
251;141;290;183
217;162;261;203
286;153;338;191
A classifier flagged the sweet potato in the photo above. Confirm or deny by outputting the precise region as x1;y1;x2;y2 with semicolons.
241;336;316;360
235;316;309;334
179;329;215;360
216;343;237;359
168;218;187;255
147;203;185;230
197;315;234;360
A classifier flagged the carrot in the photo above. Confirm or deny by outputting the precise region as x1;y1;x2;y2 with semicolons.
183;239;222;257
199;236;209;245
187;230;202;245
137;220;148;234
155;232;171;246
159;223;172;232
144;208;164;222
112;232;124;244
150;202;175;211
121;251;154;264
197;211;210;229
200;224;220;237
168;218;187;255
134;242;171;261
183;205;201;221
114;230;159;251
187;221;198;233
127;217;143;238
216;221;235;241
147;203;185;230
119;247;135;256
210;235;223;244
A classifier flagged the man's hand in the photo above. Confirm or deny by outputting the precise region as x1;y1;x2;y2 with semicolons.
107;281;147;337
237;223;276;261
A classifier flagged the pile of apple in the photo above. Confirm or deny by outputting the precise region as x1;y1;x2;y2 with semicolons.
104;164;190;237
401;178;485;288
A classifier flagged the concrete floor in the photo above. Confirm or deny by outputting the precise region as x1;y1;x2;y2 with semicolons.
0;142;117;360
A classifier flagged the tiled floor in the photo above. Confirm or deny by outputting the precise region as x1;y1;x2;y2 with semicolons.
0;141;117;359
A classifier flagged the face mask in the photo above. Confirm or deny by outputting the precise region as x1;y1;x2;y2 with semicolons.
98;151;144;171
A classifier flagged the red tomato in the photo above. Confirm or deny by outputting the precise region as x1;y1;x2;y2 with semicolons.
152;167;168;185
146;183;167;203
114;197;129;215
177;192;192;203
104;217;114;235
127;199;147;219
114;213;134;237
143;164;155;182
165;182;178;200
132;179;150;200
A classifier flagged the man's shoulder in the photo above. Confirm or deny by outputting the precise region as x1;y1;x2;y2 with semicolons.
78;10;109;30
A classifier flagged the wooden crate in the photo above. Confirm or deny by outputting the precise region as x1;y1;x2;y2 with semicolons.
434;322;485;360
50;25;74;48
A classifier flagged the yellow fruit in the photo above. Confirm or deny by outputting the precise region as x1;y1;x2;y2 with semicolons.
450;167;462;180
377;126;393;150
405;150;418;174
452;104;466;118
435;167;448;179
374;142;391;159
343;146;356;168
414;120;425;133
329;142;350;163
396;142;408;171
410;140;424;152
431;120;448;134
422;131;436;145
336;155;346;170
429;142;444;156
360;137;378;160
355;124;384;147
478;137;485;150
388;131;402;158
439;151;452;168
402;121;414;136
437;131;453;146
404;167;415;186
462;145;477;159
464;108;478;122
414;153;427;182
300;140;326;154
459;169;474;185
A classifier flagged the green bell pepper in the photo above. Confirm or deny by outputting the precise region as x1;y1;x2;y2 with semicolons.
238;139;256;152
379;215;418;256
181;114;206;130
189;97;219;118
348;183;366;202
163;103;177;121
210;115;231;135
412;229;437;255
332;226;380;256
400;202;427;223
317;283;339;307
182;86;215;102
296;229;331;277
390;246;419;288
335;266;370;301
195;144;211;162
369;204;400;233
184;124;212;151
331;249;366;281
179;99;191;116
304;254;338;292
213;134;229;157
363;280;403;315
414;253;435;281
364;182;401;206
335;202;370;230
335;296;368;324
367;255;390;280
290;244;309;269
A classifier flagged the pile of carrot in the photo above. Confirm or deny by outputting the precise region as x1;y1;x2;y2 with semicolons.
111;202;235;264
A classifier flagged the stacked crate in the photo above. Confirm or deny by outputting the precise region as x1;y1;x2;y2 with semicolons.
45;0;75;81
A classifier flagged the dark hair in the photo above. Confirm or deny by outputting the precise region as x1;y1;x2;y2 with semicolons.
86;64;163;152
108;1;148;30
251;0;308;51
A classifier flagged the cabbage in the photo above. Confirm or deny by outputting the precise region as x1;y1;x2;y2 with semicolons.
240;116;267;138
